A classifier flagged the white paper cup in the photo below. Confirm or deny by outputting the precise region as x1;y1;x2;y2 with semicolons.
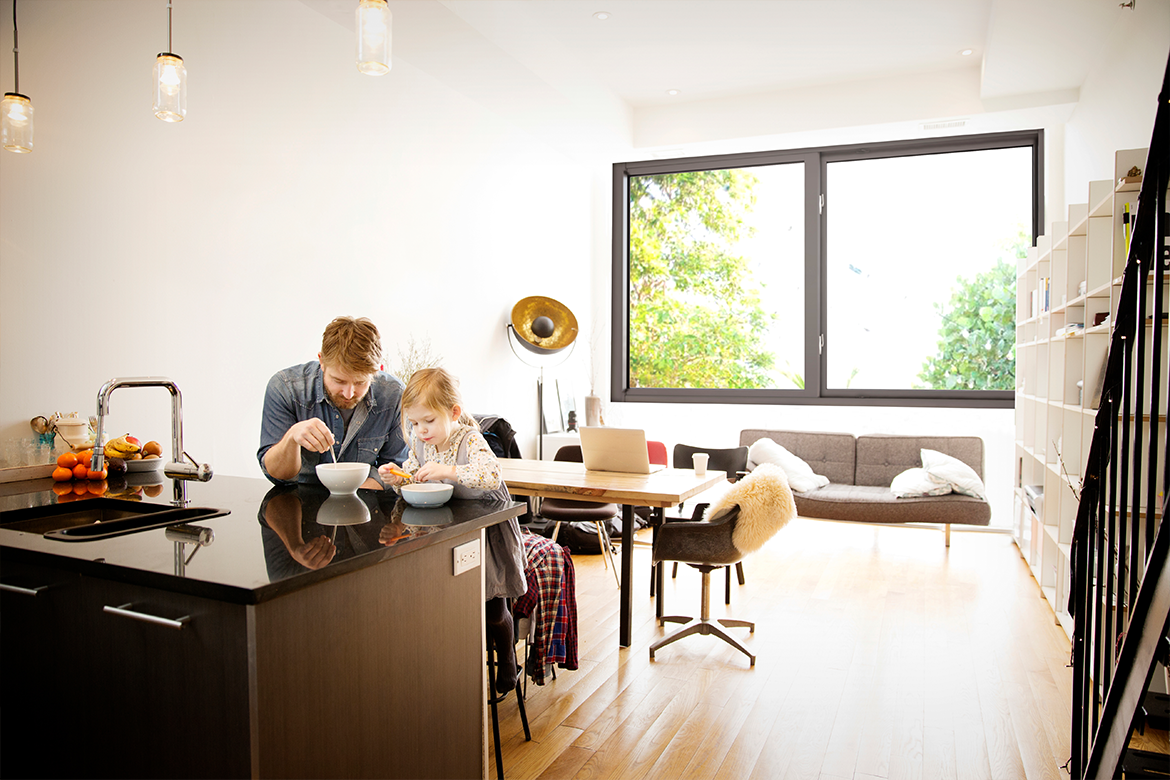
692;453;709;476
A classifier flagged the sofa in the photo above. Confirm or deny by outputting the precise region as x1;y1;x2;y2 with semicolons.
738;429;991;546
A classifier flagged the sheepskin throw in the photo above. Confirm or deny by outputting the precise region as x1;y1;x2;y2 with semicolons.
705;462;798;554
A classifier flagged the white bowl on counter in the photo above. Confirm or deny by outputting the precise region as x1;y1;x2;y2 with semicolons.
401;505;455;526
316;494;371;526
316;462;368;495
401;482;454;507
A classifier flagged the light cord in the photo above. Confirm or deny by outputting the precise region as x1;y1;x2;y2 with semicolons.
11;0;19;94
167;0;173;53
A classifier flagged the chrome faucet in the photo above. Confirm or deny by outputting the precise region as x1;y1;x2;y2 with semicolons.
91;377;213;483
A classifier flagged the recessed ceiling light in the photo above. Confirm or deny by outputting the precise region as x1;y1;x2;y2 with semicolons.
666;89;681;96
593;11;611;20
960;48;974;56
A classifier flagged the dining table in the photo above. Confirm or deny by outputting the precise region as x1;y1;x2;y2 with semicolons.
499;458;727;648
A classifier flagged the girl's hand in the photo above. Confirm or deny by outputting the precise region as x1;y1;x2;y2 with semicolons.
414;462;456;483
378;463;411;485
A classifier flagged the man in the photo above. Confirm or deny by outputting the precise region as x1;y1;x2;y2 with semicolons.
258;316;408;489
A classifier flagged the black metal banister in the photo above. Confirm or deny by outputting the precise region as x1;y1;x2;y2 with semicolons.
1068;48;1170;780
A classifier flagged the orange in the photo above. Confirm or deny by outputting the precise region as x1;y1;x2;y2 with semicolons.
51;482;73;496
56;452;78;469
52;466;74;482
72;463;89;480
86;468;108;481
77;449;93;468
72;481;89;495
87;480;108;496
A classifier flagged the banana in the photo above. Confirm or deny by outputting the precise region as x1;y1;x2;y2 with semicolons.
108;435;141;454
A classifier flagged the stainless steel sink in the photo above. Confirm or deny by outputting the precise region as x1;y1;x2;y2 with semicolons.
0;499;229;542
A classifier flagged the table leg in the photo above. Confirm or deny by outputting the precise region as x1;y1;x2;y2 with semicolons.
620;503;634;647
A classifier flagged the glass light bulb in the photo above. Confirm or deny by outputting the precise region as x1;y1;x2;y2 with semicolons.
356;0;391;76
153;53;187;122
160;63;182;95
1;93;33;153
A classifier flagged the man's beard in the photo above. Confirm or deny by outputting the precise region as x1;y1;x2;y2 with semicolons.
328;389;362;410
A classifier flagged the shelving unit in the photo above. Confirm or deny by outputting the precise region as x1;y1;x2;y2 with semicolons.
1013;147;1165;638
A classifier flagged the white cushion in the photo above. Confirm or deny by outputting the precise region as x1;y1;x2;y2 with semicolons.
890;467;953;498
748;438;830;493
920;449;986;500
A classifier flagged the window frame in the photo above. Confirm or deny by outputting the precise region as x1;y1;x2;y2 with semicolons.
611;130;1043;408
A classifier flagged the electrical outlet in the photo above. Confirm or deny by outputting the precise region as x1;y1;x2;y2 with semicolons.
453;540;480;576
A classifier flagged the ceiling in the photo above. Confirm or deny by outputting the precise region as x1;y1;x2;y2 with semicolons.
304;0;1130;107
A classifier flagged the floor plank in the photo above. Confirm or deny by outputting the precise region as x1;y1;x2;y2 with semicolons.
492;520;1102;780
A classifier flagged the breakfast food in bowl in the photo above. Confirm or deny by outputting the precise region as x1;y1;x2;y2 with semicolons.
401;482;454;507
315;462;369;495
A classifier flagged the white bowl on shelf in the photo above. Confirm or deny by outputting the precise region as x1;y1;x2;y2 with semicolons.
315;462;368;495
401;483;454;507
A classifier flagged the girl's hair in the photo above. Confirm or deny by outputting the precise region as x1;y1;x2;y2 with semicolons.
401;367;478;435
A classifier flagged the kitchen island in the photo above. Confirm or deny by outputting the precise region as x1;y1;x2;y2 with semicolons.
0;474;522;779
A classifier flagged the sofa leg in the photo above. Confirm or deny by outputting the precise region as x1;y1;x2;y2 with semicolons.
945;524;951;548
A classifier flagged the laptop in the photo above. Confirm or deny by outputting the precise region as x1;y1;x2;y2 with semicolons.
578;427;665;474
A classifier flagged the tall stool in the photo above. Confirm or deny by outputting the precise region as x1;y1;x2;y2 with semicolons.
487;627;530;780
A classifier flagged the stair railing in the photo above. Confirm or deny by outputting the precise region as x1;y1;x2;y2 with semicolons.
1069;53;1170;780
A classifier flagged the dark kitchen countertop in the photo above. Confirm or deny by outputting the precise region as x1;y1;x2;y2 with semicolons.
0;474;522;605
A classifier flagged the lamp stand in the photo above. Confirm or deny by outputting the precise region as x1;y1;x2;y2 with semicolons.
507;323;575;462
536;365;545;460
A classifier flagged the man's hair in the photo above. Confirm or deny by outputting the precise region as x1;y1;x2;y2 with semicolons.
320;317;382;376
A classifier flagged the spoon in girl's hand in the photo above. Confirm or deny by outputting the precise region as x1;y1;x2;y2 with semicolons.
386;466;412;482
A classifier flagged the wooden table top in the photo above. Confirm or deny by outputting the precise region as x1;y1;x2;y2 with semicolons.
499;458;726;508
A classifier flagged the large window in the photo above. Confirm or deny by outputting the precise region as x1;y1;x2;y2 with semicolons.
612;131;1041;406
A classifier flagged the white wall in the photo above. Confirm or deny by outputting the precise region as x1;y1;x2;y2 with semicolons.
1063;1;1170;204
2;0;1166;533
0;0;603;479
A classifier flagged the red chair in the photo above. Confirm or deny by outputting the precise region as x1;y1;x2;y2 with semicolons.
647;440;668;467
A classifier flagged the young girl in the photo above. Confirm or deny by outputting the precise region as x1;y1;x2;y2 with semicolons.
378;367;526;691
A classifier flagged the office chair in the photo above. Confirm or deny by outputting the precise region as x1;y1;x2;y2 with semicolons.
663;443;750;604
650;463;796;666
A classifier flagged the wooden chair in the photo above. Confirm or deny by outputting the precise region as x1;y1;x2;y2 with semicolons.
540;445;620;586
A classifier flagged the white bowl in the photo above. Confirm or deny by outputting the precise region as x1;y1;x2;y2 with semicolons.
315;462;369;495
401;505;455;526
401;482;454;507
316;494;371;526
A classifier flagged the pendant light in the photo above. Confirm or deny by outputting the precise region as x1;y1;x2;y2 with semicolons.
356;0;391;75
153;1;186;122
2;0;32;153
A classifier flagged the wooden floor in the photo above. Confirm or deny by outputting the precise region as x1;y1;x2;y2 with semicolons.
488;519;1162;780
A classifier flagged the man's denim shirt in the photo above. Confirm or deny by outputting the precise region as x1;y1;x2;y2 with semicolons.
257;361;408;486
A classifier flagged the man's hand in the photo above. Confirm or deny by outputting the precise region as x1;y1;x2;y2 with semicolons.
288;418;335;453
263;418;334;481
291;536;337;569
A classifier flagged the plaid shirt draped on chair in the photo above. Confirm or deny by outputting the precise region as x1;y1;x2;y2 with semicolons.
512;532;578;685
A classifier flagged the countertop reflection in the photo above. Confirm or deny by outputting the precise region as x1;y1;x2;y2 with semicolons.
259;484;457;577
0;475;522;604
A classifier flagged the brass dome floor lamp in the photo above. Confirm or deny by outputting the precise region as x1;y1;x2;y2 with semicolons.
506;296;578;461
